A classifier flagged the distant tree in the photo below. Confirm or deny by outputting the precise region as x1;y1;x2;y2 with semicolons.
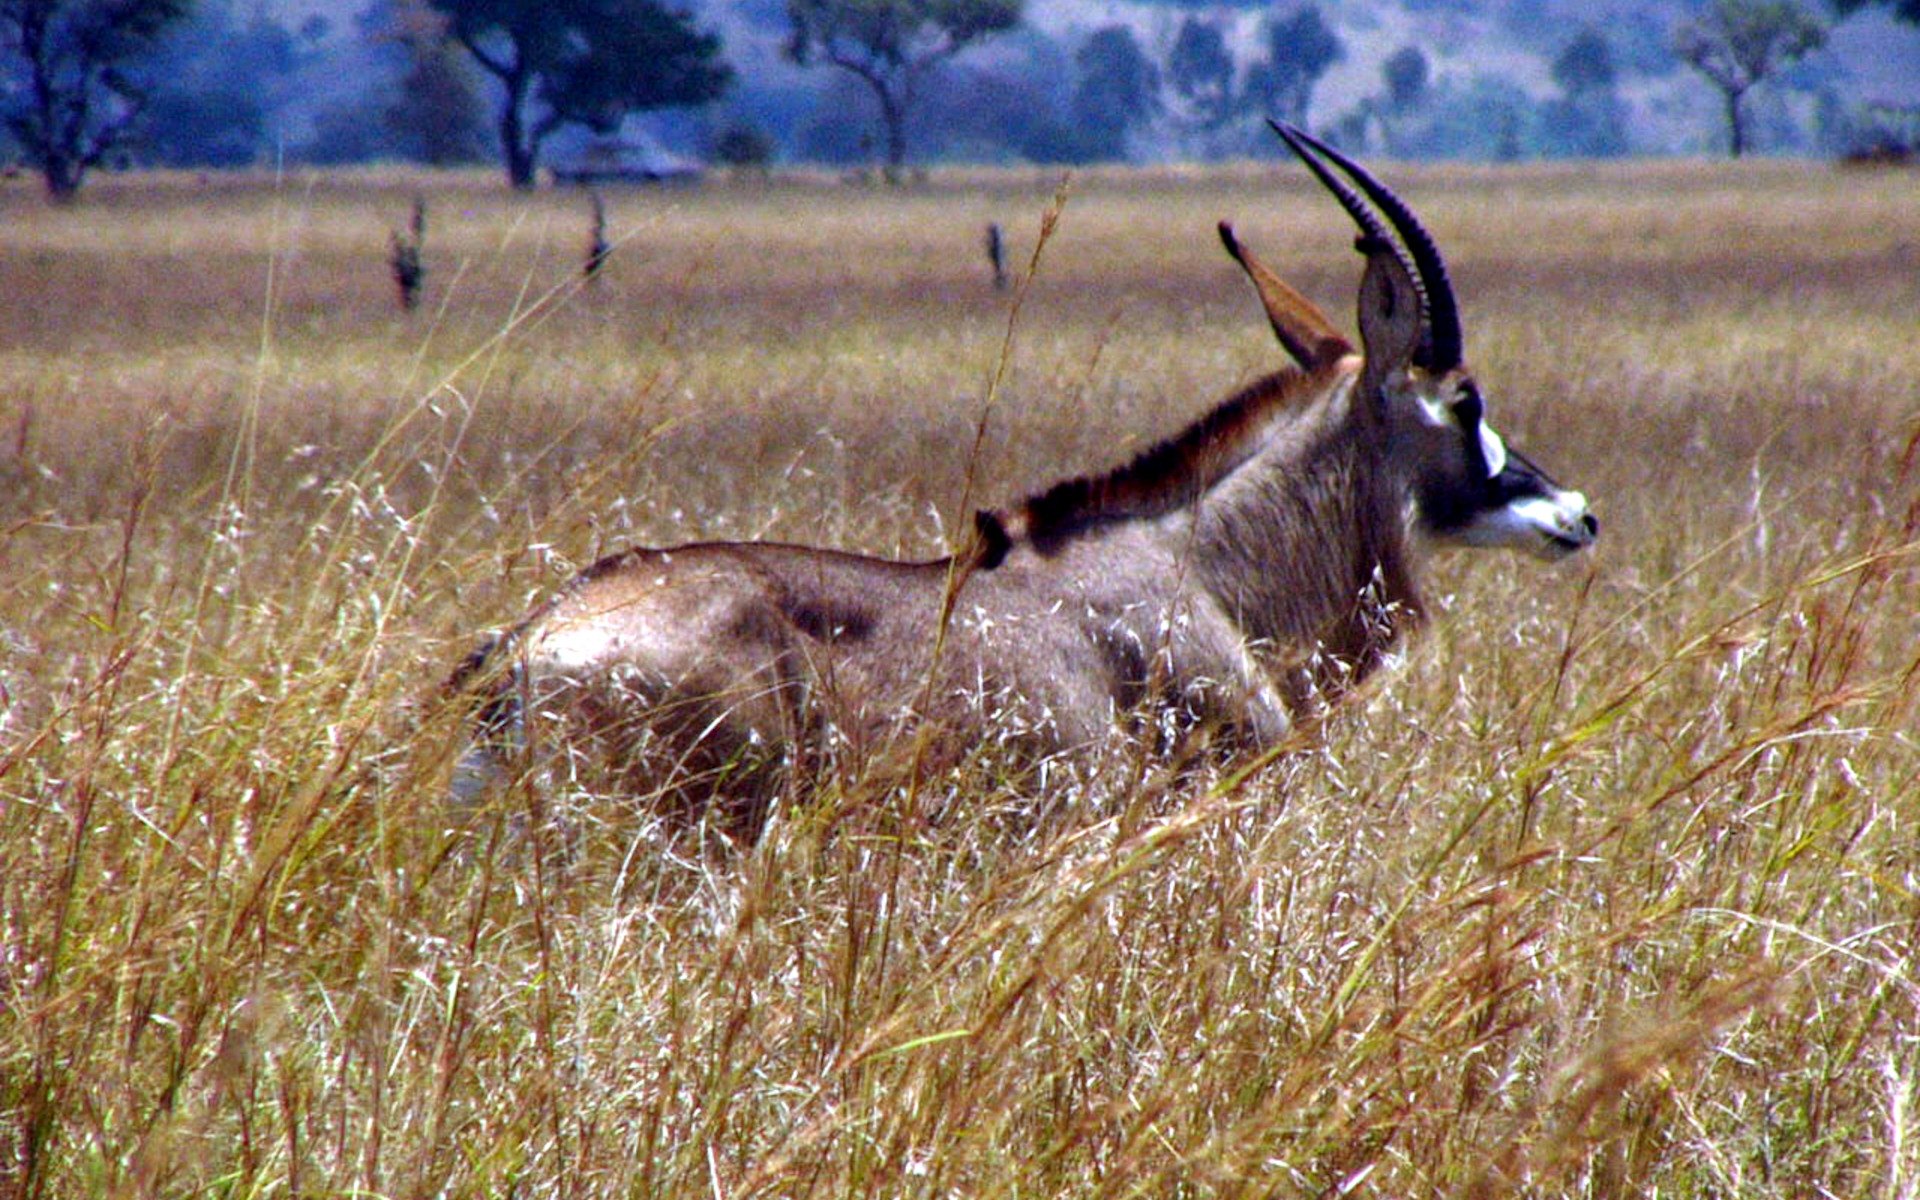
1242;6;1342;126
1381;44;1431;114
0;0;191;201
1828;0;1920;25
381;0;489;165
784;0;1021;179
1369;70;1542;159
1542;26;1627;156
390;40;490;165
140;0;317;168
919;61;1060;162
1367;43;1432;154
1551;26;1617;96
1675;0;1826;156
1166;16;1233;129
1069;24;1158;159
427;0;733;188
302;0;489;167
712;121;775;169
1325;105;1374;152
141;88;264;167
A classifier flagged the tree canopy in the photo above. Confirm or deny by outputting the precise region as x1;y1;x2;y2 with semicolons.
428;0;732;187
785;0;1021;177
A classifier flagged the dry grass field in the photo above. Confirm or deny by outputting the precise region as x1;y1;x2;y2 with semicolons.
1;158;1917;1198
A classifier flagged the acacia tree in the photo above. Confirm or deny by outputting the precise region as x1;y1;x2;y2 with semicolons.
785;0;1021;179
1675;0;1825;156
427;0;732;188
0;0;190;202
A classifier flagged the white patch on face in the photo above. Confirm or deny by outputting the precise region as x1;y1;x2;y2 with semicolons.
1478;422;1508;478
1455;490;1595;559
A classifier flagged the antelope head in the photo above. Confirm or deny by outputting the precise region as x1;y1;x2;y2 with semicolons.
1269;122;1598;561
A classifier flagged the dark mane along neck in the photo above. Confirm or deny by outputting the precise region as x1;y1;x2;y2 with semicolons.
1010;364;1347;554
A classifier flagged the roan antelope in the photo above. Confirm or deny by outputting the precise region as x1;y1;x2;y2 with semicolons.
448;123;1596;830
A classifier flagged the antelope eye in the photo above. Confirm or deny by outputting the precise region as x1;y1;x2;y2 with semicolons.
1451;387;1483;427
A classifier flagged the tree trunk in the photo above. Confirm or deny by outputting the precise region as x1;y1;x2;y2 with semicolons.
1725;86;1747;158
504;134;537;189
22;14;85;204
499;67;538;189
878;87;907;183
43;156;83;205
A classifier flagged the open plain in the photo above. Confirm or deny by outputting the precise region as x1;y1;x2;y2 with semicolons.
2;159;1917;1197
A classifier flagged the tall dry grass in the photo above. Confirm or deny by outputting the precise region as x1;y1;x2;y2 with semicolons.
1;159;1917;1198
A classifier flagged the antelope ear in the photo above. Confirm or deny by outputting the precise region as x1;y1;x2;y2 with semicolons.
1355;242;1424;406
1218;221;1351;371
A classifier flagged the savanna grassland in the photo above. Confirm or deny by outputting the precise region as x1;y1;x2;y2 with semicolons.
1;158;1917;1198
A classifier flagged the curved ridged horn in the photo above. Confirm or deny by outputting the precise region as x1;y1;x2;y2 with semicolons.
1274;121;1464;373
1270;121;1409;278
